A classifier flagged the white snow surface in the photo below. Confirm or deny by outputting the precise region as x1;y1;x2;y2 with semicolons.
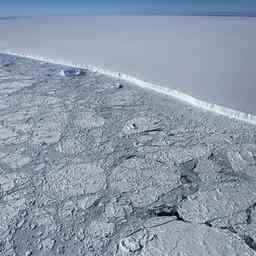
0;15;255;124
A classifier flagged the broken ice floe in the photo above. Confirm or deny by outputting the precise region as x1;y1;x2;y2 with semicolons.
117;218;256;255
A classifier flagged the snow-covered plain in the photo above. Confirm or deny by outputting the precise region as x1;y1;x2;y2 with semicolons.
0;15;255;121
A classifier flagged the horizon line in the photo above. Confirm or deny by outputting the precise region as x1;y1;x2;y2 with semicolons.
1;10;256;19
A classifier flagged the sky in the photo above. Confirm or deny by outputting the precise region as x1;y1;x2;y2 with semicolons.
0;0;256;17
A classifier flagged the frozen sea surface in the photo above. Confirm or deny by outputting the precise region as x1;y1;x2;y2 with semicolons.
0;15;255;116
0;53;256;255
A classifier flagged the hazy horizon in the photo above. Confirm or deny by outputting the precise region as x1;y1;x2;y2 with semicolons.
0;15;255;115
1;0;255;17
1;11;256;19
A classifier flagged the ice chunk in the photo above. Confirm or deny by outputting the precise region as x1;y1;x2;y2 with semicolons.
60;68;86;77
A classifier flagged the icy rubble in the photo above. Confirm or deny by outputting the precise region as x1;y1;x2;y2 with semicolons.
0;171;29;235
0;80;34;96
83;221;115;255
122;115;161;135
75;110;106;129
43;162;106;200
0;53;256;255
178;181;256;223
105;199;133;224
0;126;19;145
0;152;31;169
227;144;256;178
110;158;180;207
117;218;256;256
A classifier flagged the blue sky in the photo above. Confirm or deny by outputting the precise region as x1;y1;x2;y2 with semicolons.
1;0;256;16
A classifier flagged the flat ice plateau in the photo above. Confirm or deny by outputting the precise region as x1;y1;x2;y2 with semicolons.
0;15;255;122
1;53;256;255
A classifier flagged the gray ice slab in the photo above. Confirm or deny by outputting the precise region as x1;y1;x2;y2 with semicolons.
1;53;256;255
